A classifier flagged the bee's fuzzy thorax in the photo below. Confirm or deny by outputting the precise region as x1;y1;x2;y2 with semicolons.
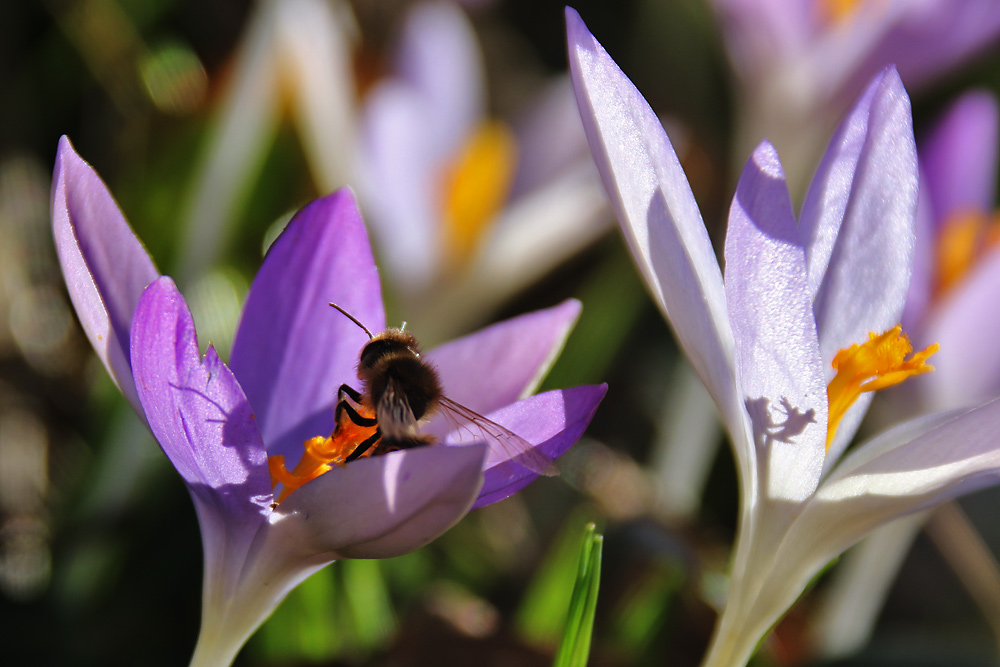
358;330;443;423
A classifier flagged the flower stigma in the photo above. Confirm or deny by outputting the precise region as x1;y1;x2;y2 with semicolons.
268;404;377;504
826;326;939;450
933;208;1000;296
440;120;517;268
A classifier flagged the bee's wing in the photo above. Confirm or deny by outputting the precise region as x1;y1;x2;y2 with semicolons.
438;397;558;477
378;377;420;440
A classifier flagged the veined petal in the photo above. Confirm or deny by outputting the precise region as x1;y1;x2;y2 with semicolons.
921;247;1000;409
424;300;580;416
725;142;827;502
229;190;384;463
395;1;483;159
272;444;486;559
567;9;738;433
801;68;917;460
130;276;271;526
922;89;999;223
460;383;608;509
52;136;159;418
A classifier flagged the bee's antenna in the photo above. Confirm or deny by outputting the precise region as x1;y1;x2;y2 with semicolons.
329;303;374;339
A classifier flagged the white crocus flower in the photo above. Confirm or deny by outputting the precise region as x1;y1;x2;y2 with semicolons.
568;8;1000;665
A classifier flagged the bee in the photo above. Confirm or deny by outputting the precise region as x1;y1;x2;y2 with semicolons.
329;303;557;476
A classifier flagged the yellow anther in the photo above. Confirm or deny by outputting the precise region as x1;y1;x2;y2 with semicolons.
826;326;939;450
440;120;517;267
934;209;1000;296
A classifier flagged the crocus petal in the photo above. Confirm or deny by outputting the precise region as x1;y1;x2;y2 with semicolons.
782;401;1000;585
921;89;999;222
704;407;967;667
395;1;483;159
567;9;739;433
901;179;936;331
52;136;159;417
725;142;827;502
273;444;486;559
229;190;384;463
360;82;442;288
860;1;1000;93
800;68;917;460
448;384;608;509
130;276;272;526
922;247;1000;409
424;300;581;416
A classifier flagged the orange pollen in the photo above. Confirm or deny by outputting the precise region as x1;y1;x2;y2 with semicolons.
933;209;1000;296
826;325;939;450
440;120;517;267
268;405;378;504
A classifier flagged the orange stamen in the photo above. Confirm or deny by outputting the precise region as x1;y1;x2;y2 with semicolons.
440;120;517;267
826;325;939;450
933;209;1000;297
268;403;378;504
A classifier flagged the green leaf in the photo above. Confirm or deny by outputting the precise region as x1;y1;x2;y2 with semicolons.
553;523;604;667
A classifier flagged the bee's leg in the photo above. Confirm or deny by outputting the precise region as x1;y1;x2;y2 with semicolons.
335;384;373;425
338;400;377;428
345;428;382;461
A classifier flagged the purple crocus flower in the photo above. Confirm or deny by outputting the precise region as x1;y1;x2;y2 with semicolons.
569;9;1000;665
713;0;1000;193
52;136;605;666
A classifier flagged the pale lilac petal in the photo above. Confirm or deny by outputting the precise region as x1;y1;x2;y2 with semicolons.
712;406;976;667
359;82;442;289
861;1;1000;92
229;190;385;462
275;444;486;559
921;247;1000;409
511;76;592;196
801;69;917;460
797;400;1000;559
725;142;827;502
451;384;607;509
130;276;271;525
711;0;814;82
396;1;483;159
567;9;738;431
901;177;936;331
424;300;581;416
52;136;159;417
921;89;999;222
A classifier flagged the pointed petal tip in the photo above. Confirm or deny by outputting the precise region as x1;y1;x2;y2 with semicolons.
749;140;784;178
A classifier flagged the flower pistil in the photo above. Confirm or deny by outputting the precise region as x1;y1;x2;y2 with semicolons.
826;326;939;449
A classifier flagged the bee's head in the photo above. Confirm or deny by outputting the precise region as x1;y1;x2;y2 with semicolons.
358;329;421;374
